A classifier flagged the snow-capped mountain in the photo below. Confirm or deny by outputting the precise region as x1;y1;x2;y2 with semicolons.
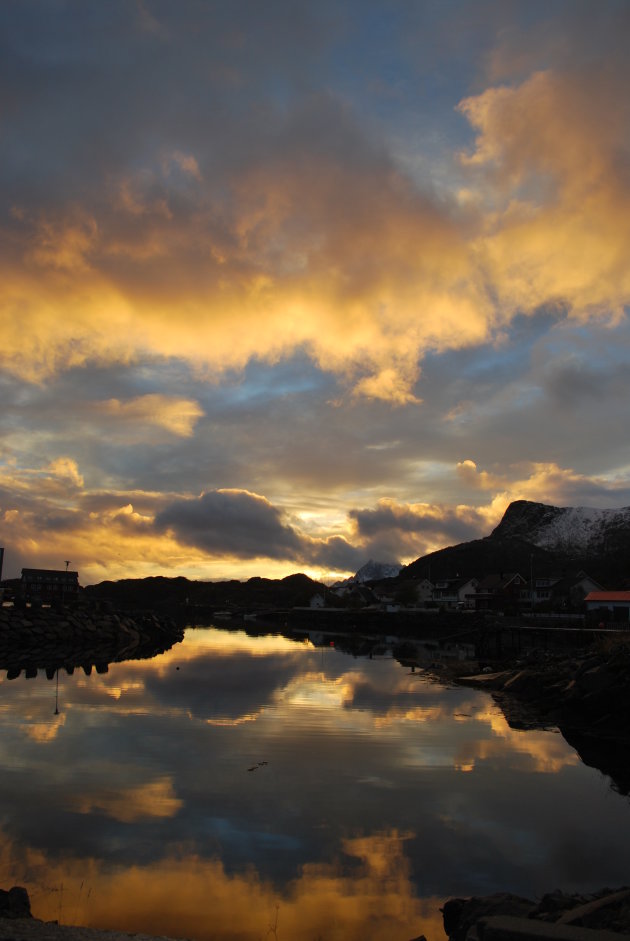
333;559;402;587
491;500;630;554
352;559;402;582
403;499;630;585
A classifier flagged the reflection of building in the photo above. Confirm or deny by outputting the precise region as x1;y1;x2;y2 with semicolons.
20;568;79;603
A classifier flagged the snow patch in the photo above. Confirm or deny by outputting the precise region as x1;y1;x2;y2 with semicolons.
532;506;630;552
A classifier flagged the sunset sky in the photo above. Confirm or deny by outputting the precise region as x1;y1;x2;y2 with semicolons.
2;0;630;584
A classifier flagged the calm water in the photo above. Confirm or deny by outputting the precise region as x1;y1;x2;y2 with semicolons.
0;626;628;941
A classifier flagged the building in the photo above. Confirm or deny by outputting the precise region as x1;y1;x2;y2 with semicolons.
474;572;526;611
520;572;604;610
432;576;478;609
20;568;79;603
584;591;630;621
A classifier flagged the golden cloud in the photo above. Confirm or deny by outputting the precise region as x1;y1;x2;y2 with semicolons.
453;709;579;775
455;459;616;530
74;775;183;822
96;394;204;437
3;62;630;403
1;151;490;401
47;457;84;488
460;68;630;323
0;831;442;941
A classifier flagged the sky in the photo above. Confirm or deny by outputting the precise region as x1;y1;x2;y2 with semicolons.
1;0;630;585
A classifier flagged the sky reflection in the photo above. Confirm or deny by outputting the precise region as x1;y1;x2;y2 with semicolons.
0;627;628;941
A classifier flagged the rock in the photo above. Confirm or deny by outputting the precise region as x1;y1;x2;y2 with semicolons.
442;893;535;941
0;885;32;918
442;887;630;939
579;666;613;695
503;670;537;693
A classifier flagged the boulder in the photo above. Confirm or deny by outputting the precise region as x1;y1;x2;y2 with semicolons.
0;886;31;918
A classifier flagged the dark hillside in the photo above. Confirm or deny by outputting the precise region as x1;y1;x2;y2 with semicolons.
83;572;330;611
398;499;630;587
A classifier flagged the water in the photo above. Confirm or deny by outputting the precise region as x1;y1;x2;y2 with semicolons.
0;626;628;941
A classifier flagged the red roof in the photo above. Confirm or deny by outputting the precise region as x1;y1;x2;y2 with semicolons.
585;591;630;603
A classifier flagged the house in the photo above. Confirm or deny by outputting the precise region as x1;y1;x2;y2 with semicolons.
550;571;603;609
20;568;79;603
519;572;604;610
432;576;478;609
474;572;526;611
407;577;434;605
584;591;630;621
373;577;433;607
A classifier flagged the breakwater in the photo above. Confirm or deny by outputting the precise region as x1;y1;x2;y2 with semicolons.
0;604;184;678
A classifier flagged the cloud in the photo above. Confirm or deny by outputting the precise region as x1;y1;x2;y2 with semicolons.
459;66;630;324
154;489;304;558
2;7;629;407
0;138;488;399
47;457;84;488
456;459;630;510
154;488;364;571
346;459;630;563
2;2;630;588
349;498;486;559
96;394;204;437
76;776;183;823
0;832;440;941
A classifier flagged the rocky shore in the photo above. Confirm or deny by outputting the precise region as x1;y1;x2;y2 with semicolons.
4;883;630;941
441;885;630;939
455;635;630;742
0;604;184;678
0;888;184;941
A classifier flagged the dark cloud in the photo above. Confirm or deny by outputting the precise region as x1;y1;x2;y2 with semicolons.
154;489;364;570
350;502;484;551
143;648;303;722
155;490;303;559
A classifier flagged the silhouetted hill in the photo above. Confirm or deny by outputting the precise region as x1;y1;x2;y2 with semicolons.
83;572;331;611
400;500;630;587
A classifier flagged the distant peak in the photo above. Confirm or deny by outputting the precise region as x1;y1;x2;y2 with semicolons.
351;560;402;583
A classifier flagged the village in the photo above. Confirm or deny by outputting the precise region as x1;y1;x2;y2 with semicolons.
1;547;630;629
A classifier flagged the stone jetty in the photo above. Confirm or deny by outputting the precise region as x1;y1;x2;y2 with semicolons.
0;604;184;678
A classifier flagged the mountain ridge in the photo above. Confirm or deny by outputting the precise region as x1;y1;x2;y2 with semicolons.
401;499;630;586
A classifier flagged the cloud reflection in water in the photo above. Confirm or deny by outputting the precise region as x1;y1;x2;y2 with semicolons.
0;627;627;941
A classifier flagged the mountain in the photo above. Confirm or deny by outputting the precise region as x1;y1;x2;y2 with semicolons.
401;500;630;587
491;500;630;554
332;559;402;587
351;559;402;583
